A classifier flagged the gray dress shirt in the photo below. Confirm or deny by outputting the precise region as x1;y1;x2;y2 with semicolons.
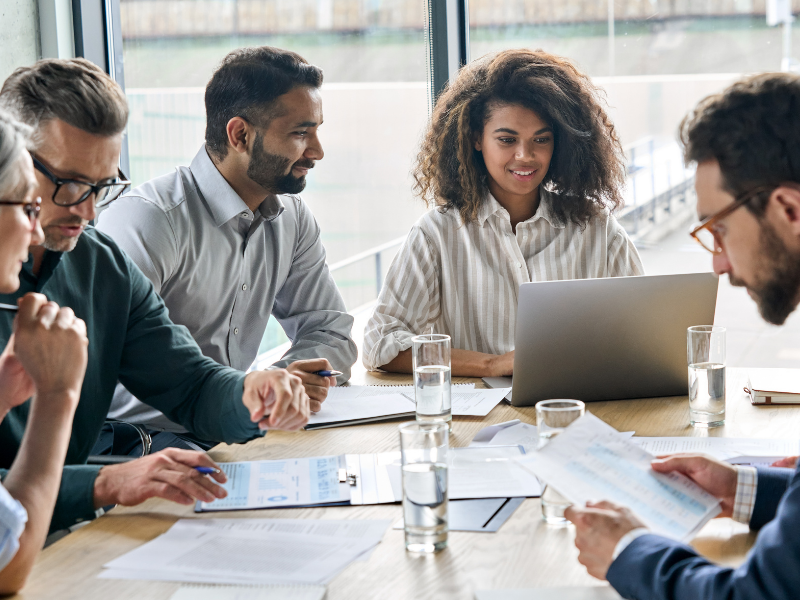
97;146;356;431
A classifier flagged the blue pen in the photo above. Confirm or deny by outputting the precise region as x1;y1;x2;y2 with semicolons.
195;466;220;475
314;370;343;377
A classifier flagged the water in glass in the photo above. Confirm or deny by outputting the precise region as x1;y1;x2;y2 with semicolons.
414;365;452;430
689;361;726;427
402;462;448;552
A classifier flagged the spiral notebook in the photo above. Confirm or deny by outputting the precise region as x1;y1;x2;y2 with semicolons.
170;584;326;600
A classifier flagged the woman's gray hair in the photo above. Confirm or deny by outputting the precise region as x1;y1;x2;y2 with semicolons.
0;108;32;199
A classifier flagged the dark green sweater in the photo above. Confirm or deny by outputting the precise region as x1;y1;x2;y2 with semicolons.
0;227;261;531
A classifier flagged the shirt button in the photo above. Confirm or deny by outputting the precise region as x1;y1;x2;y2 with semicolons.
241;212;248;218
517;262;522;268
242;284;247;291
234;328;239;335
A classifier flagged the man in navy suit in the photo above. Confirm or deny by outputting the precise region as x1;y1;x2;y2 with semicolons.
564;72;800;599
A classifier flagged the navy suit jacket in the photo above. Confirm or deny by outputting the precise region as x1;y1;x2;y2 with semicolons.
608;465;800;600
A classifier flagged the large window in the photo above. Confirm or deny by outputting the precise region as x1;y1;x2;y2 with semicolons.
118;0;431;358
469;1;798;240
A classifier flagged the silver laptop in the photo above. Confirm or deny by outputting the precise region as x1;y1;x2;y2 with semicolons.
510;272;719;406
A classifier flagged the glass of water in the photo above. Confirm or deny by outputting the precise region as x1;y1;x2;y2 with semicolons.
688;326;726;428
536;399;585;525
399;421;448;553
412;334;452;432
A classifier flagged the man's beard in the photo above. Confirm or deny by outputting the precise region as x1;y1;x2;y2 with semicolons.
247;132;312;195
729;221;800;325
42;217;86;252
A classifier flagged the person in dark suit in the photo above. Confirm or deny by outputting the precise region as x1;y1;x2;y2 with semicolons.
565;72;800;599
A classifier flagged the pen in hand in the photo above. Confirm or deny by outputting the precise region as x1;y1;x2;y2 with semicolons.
314;370;343;378
0;303;18;312
195;466;221;475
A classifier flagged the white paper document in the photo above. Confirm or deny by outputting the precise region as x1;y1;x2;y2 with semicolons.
102;518;390;585
631;437;800;461
747;368;800;394
346;452;401;505
482;376;513;400
450;446;542;498
196;456;350;511
386;446;542;500
448;388;511;416
470;420;522;446
516;414;721;540
306;392;414;429
470;420;539;452
170;583;327;600
307;384;505;428
471;422;635;454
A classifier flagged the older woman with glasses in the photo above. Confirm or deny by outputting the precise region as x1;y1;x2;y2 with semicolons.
0;109;88;594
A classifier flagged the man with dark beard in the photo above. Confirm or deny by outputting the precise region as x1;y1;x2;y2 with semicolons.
96;47;356;451
563;72;800;600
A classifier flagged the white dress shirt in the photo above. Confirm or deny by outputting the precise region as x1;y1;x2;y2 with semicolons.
0;483;26;571
363;189;644;369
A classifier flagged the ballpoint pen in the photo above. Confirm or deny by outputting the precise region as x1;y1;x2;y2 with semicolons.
314;370;343;377
194;466;221;475
0;303;18;312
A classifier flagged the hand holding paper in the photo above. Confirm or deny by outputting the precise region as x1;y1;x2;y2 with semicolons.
515;413;721;541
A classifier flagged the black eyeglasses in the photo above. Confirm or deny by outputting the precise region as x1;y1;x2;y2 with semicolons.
33;156;130;208
0;196;41;225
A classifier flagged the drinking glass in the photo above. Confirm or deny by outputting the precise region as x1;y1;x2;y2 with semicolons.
536;399;585;525
399;421;449;553
688;326;726;428
412;334;452;432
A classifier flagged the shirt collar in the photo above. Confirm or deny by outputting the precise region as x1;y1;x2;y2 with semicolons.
477;187;565;229
190;146;285;227
21;247;64;287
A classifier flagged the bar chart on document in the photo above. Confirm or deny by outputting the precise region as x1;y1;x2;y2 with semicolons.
197;457;350;511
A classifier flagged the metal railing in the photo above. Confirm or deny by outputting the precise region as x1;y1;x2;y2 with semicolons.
618;136;695;238
327;235;407;298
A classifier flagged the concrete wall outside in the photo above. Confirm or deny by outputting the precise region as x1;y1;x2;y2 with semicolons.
0;0;40;85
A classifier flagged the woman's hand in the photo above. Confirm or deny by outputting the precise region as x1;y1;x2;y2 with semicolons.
486;350;514;377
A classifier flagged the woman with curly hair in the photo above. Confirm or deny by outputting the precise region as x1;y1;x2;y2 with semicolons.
363;49;643;377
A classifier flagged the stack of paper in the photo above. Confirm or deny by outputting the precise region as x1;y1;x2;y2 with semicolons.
515;414;721;540
306;384;510;429
101;518;390;585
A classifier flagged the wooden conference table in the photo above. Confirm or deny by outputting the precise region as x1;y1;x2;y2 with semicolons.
18;368;800;600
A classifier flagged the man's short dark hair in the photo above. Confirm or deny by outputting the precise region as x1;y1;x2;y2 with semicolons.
205;46;323;160
0;58;128;147
680;72;800;215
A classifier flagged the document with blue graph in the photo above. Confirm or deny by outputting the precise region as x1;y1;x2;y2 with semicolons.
195;456;351;511
515;414;721;541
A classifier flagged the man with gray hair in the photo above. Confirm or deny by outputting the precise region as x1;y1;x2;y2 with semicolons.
0;58;311;532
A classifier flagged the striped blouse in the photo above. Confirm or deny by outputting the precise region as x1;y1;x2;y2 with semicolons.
363;189;644;370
